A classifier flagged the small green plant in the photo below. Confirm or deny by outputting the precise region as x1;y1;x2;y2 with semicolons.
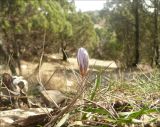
70;70;160;126
90;74;101;101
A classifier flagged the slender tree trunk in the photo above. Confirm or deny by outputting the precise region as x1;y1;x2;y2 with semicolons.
9;59;17;75
62;48;67;61
132;0;140;66
0;43;17;75
153;0;159;66
12;43;21;75
61;41;68;61
1;28;17;75
13;40;22;75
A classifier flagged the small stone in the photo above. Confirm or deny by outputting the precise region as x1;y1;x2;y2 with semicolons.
40;90;66;107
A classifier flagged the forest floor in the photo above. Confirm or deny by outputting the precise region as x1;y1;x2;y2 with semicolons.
0;54;117;91
1;54;160;127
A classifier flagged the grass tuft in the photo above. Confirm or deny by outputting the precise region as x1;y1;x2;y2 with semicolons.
67;69;160;126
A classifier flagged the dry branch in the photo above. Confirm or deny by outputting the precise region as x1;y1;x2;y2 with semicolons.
44;79;87;127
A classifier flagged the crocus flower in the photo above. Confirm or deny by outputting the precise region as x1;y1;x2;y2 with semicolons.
77;47;89;77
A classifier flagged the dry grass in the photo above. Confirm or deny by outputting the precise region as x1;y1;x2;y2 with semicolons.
0;56;117;92
1;56;160;127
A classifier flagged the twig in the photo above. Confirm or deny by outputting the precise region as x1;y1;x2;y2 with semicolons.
36;30;59;109
44;70;57;86
44;79;87;127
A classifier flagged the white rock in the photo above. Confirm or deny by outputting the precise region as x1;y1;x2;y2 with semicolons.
0;108;53;126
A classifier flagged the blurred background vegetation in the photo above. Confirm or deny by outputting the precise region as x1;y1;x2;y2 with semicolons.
0;0;159;73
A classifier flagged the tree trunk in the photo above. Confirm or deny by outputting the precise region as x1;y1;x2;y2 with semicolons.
9;60;17;75
62;48;67;61
152;0;159;66
0;43;17;75
13;41;22;75
132;0;140;66
61;41;68;61
1;26;19;75
12;31;22;75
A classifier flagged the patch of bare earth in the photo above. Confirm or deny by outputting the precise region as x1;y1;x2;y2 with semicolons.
13;55;117;92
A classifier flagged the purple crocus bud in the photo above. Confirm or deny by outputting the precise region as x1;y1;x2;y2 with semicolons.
77;47;89;77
